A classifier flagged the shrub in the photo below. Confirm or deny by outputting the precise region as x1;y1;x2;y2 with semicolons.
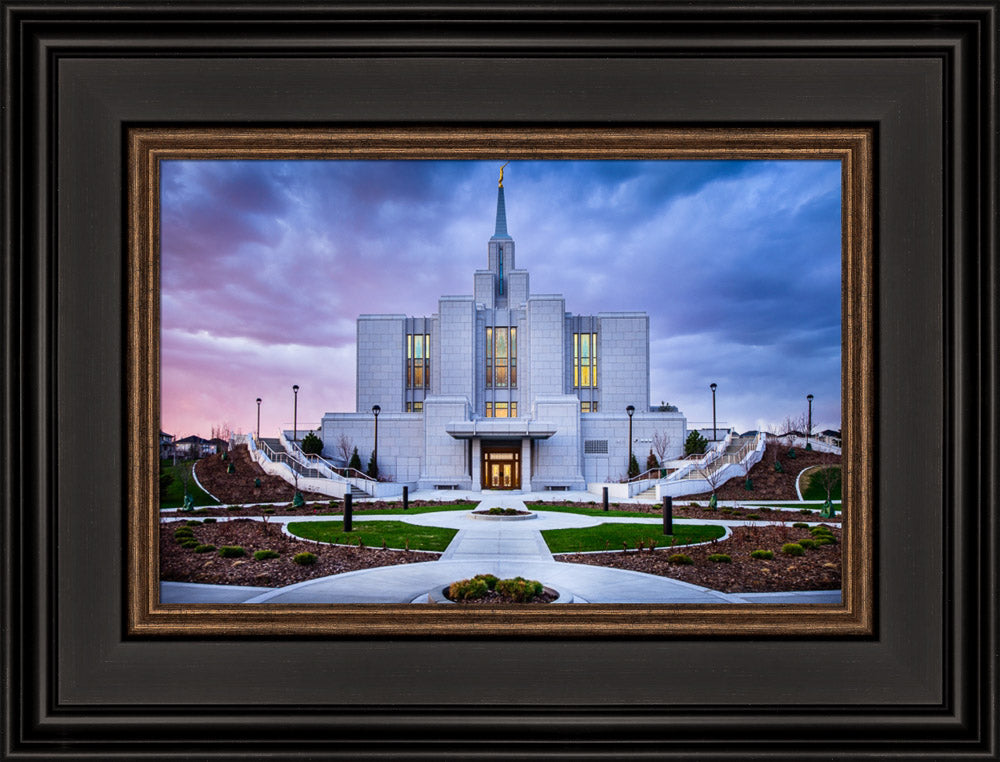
813;536;835;546
348;446;363;472
797;539;817;550
194;544;216;553
293;552;317;565
253;549;280;561
627;452;640;479
792;522;809;528
218;545;245;558
750;549;774;560
227;504;241;511
180;539;200;549
782;543;805;556
811;525;835;535
203;518;217;523
300;431;323;455
668;554;693;565
473;573;499;590
173;529;194;540
185;520;202;526
646;449;659;471
495;576;544;602
746;513;761;520
707;553;732;563
449;577;488;600
264;508;275;514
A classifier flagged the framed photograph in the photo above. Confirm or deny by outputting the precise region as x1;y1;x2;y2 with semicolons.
4;2;996;759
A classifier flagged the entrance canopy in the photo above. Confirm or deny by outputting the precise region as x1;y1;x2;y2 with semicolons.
445;419;556;440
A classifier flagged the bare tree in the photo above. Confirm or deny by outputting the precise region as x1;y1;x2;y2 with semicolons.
811;465;842;517
697;461;727;509
210;422;234;452
335;433;354;463
652;431;673;465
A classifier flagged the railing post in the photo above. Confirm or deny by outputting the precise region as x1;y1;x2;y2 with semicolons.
344;492;353;532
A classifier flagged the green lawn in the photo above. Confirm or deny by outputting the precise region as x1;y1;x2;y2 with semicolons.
744;502;842;511
541;523;725;554
348;503;476;516
286;520;458;552
159;459;220;509
801;465;843;501
526;503;667;518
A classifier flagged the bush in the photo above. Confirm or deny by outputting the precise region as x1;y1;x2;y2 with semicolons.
185;520;202;526
792;522;809;528
646;449;659;471
173;529;194;540
746;513;761;520
813;536;835;546
707;553;732;563
782;543;805;556
668;554;693;565
264;508;275;514
473;573;498;590
300;431;323;455
750;549;774;560
194;544;216;553
218;545;245;558
348;446;363;472
495;576;544;602
227;504;241;511
180;539;200;549
203;517;217;523
449;577;488;600
293;552;317;565
811;525;835;536
366;449;379;480
797;539;817;550
684;430;708;455
253;549;280;561
627;452;640;478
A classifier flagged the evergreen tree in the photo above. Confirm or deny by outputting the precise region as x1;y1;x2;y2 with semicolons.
684;430;708;455
646;449;659;472
348;446;362;472
301;431;323;455
366;450;379;480
628;452;640;478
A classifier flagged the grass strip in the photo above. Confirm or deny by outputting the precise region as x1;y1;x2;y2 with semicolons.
159;459;220;508
542;523;725;554
286;520;457;552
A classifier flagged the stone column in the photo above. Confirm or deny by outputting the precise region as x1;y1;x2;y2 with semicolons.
520;437;532;493
471;438;482;491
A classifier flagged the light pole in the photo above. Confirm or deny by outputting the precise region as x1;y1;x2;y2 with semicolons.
806;393;814;449
372;404;381;475
626;405;635;473
710;382;718;441
292;384;299;442
256;397;261;439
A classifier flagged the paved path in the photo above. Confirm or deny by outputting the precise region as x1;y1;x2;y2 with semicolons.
160;493;841;605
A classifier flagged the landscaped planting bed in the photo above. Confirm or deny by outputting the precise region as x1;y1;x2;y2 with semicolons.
683;448;841;501
527;501;841;524
192;446;327;504
557;524;842;593
164;498;476;518
160;519;438;587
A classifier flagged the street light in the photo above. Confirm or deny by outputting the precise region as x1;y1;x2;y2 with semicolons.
710;382;718;441
806;393;814;449
256;397;261;439
292;384;299;442
371;404;381;475
626;405;635;472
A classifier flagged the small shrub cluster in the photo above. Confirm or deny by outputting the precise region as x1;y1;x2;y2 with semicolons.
485;507;520;516
707;553;732;563
810;525;837;545
782;543;805;556
797;539;817;550
494;576;544;602
185;520;201;526
180;539;200;549
746;513;760;520
253;549;280;561
293;552;317;565
792;522;809;529
668;553;693;565
448;574;542;602
448;576;490;601
218;545;245;558
194;544;216;553
203;517;217;523
750;549;774;560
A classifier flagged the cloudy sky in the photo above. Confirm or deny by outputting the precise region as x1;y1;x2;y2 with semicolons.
160;159;841;439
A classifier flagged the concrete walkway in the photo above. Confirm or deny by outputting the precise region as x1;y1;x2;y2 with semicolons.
160;493;842;605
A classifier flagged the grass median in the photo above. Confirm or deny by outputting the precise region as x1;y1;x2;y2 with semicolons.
286;520;458;552
542;523;725;554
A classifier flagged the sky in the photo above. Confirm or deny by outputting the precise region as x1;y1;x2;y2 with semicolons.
160;159;842;439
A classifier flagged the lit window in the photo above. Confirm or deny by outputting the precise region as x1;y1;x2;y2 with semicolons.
485;326;517;389
407;333;430;390
573;332;598;389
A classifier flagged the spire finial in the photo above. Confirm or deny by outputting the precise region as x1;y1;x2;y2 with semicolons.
498;162;509;188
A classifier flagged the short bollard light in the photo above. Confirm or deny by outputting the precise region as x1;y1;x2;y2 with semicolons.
603;486;609;512
662;495;673;535
403;485;409;511
344;492;353;532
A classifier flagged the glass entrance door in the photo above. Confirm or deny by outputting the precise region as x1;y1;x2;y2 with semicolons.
481;445;521;490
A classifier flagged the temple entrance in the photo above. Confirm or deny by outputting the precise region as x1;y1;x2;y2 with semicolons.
481;443;521;490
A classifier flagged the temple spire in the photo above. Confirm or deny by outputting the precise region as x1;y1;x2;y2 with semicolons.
492;163;511;240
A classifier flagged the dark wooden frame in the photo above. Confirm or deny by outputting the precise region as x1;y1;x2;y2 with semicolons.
3;2;996;759
127;127;873;637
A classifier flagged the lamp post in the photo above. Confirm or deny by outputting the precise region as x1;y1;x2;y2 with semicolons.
372;404;381;474
626;405;635;472
710;382;718;441
292;384;299;442
255;397;261;439
806;393;814;449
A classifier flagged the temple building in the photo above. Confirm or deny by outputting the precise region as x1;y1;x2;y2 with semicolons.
319;173;686;491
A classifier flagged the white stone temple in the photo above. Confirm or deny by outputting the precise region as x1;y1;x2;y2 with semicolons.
319;173;687;491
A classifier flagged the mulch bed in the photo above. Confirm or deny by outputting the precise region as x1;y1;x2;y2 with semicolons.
557;524;842;593
531;500;841;524
164;498;473;518
193;446;328;504
684;446;841;501
161;519;438;588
